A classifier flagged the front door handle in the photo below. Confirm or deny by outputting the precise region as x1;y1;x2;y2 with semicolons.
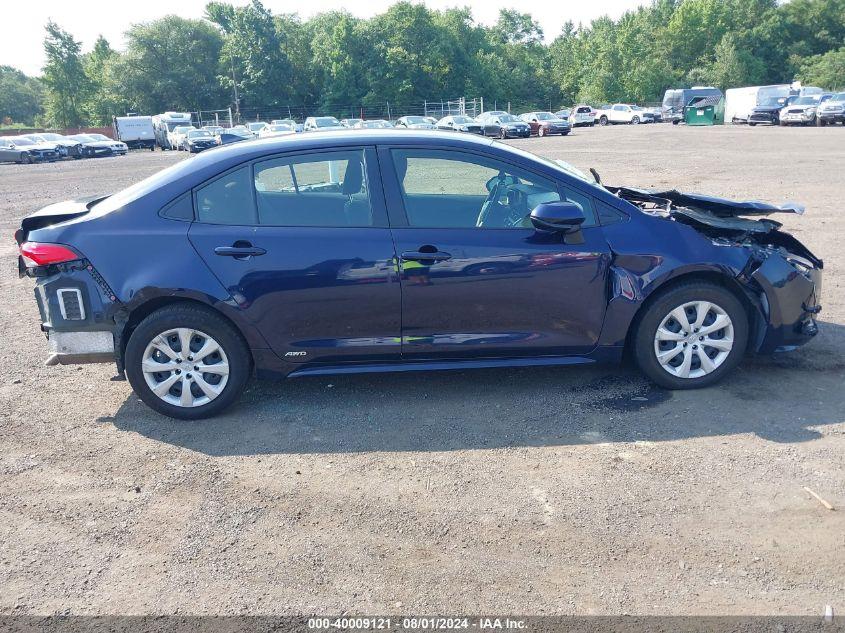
401;250;452;262
214;244;267;258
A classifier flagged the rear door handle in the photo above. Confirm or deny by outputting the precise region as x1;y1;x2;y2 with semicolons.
401;250;452;262
214;245;266;257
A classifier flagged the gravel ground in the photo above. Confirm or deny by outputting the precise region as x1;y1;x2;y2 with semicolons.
0;125;843;616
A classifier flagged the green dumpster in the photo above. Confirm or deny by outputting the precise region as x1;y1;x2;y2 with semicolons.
684;95;725;125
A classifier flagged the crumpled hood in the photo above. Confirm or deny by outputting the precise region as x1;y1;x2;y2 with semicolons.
607;186;804;217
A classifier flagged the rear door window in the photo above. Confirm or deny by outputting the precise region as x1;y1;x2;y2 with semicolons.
253;149;373;227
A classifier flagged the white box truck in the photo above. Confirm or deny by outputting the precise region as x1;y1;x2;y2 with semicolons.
113;115;156;150
726;84;793;123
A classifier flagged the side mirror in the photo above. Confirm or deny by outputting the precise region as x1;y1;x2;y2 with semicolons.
530;201;585;233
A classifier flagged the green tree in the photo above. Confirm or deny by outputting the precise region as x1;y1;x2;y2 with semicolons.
0;66;45;125
206;0;294;107
42;21;89;127
115;16;227;113
797;46;845;89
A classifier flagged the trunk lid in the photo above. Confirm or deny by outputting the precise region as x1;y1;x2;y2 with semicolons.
16;195;109;244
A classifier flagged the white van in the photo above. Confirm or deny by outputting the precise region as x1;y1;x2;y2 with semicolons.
151;112;194;150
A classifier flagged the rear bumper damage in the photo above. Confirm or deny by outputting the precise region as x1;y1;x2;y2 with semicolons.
30;262;120;366
46;331;114;365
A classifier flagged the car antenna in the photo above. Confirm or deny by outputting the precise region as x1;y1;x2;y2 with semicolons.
589;167;602;185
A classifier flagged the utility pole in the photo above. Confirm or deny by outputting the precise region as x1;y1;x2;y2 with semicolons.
230;57;240;123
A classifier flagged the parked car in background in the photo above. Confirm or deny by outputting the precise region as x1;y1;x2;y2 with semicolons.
518;112;571;136
270;119;302;132
395;116;435;129
554;109;570;123
113;115;156;150
259;123;297;138
817;92;845;125
202;125;224;137
246;122;268;136
303;116;345;132
435;115;484;134
22;133;83;158
168;125;195;150
597;104;653;125
423;116;438;126
0;136;60;163
182;129;218;153
568;105;596;127
780;94;832;126
662;87;722;124
477;112;531;138
216;128;253;145
67;134;128;157
354;119;393;129
748;95;795;126
645;107;663;122
340;118;363;128
14;129;823;418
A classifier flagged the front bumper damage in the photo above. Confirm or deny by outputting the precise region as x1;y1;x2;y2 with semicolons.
606;185;823;354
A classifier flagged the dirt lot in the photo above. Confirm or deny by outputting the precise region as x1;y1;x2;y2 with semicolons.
1;125;843;616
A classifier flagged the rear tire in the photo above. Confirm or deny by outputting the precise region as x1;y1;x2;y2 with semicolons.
599;116;609;126
125;304;251;420
632;282;748;390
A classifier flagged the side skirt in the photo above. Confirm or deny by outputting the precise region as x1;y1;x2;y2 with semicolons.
286;355;597;378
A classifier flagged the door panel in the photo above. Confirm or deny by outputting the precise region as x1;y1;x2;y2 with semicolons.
188;146;401;365
189;225;401;363
380;146;611;360
392;227;610;359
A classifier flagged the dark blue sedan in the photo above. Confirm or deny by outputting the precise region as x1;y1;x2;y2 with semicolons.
16;131;823;419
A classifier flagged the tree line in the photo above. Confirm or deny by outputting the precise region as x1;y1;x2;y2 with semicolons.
2;0;844;128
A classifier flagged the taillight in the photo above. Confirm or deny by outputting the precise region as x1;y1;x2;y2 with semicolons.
19;242;80;268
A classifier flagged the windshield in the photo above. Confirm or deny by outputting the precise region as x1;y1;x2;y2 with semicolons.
535;112;555;120
11;137;34;146
89;134;110;141
451;116;473;124
166;121;190;131
315;117;341;127
793;96;819;105
832;93;845;102
760;97;786;107
404;116;427;124
188;130;212;138
174;127;193;134
247;123;266;130
268;124;293;131
40;133;63;141
499;114;520;123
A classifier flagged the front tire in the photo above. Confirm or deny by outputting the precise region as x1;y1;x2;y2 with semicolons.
633;282;748;390
125;304;251;419
599;116;609;126
631;116;640;125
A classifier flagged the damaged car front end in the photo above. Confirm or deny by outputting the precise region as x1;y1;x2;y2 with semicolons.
604;185;822;353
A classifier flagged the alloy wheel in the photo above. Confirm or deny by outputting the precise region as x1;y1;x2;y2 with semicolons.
141;327;230;408
653;301;734;379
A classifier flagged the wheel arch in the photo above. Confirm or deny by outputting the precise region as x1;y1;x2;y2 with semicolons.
622;269;763;360
116;295;258;373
